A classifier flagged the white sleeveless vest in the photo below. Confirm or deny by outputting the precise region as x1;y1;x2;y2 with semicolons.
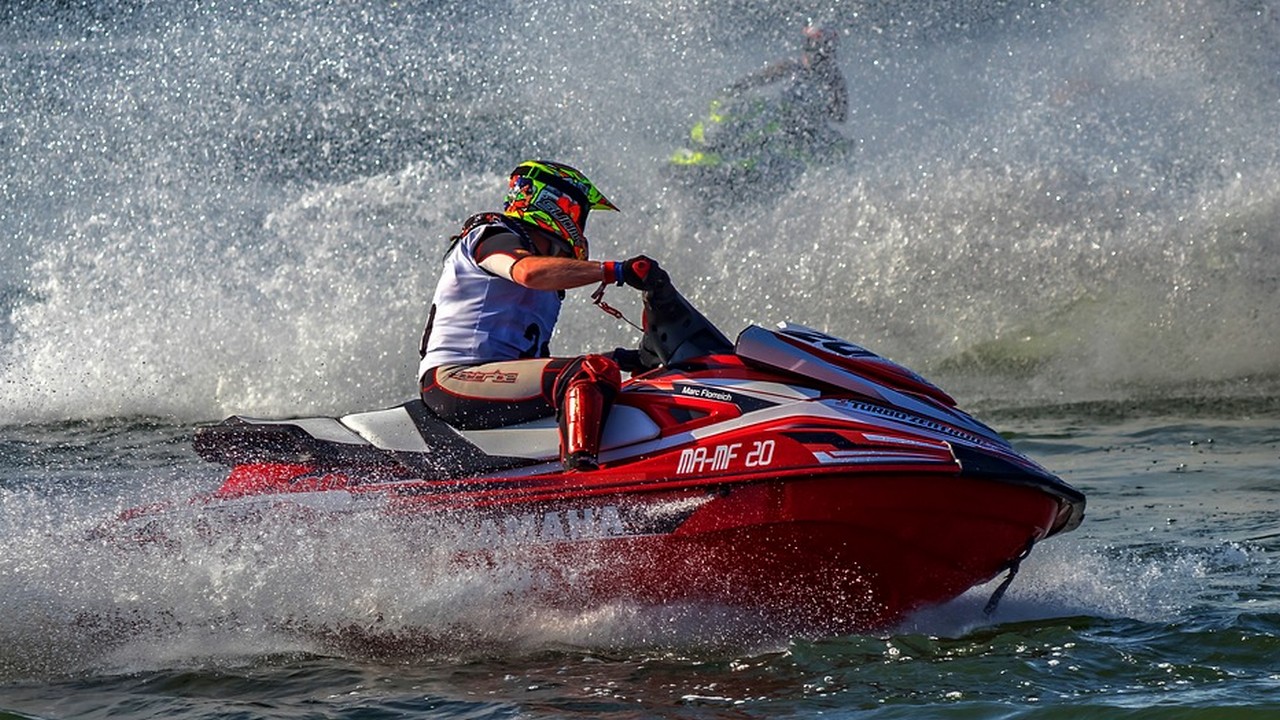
419;222;562;377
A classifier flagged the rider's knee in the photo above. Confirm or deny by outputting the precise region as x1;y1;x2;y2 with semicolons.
553;354;621;406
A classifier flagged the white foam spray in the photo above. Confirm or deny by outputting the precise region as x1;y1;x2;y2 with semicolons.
3;1;1278;424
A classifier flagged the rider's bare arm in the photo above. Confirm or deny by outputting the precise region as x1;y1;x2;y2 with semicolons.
508;255;608;290
475;231;609;291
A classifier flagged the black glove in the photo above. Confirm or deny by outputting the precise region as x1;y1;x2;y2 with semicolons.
610;347;646;374
622;255;668;291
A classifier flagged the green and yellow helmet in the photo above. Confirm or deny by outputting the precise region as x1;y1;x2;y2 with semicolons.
503;160;618;260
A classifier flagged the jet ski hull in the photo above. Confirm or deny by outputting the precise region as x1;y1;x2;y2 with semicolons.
521;471;1069;633
142;448;1075;634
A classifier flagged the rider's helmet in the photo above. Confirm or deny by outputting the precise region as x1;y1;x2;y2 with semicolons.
802;25;839;62
503;160;618;260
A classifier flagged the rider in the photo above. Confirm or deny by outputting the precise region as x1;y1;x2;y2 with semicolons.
675;25;848;171
418;160;655;472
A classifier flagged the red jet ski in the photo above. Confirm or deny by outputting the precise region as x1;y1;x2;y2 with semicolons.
120;270;1084;634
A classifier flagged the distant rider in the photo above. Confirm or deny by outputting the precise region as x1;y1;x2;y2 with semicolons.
418;160;656;472
674;25;849;173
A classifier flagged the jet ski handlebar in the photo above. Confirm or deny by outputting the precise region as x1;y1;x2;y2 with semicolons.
635;262;733;369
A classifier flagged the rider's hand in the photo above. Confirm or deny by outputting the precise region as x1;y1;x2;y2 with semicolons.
610;347;646;374
622;255;661;290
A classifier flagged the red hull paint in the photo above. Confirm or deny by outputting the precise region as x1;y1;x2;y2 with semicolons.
511;473;1065;633
170;405;1078;634
183;462;1053;634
